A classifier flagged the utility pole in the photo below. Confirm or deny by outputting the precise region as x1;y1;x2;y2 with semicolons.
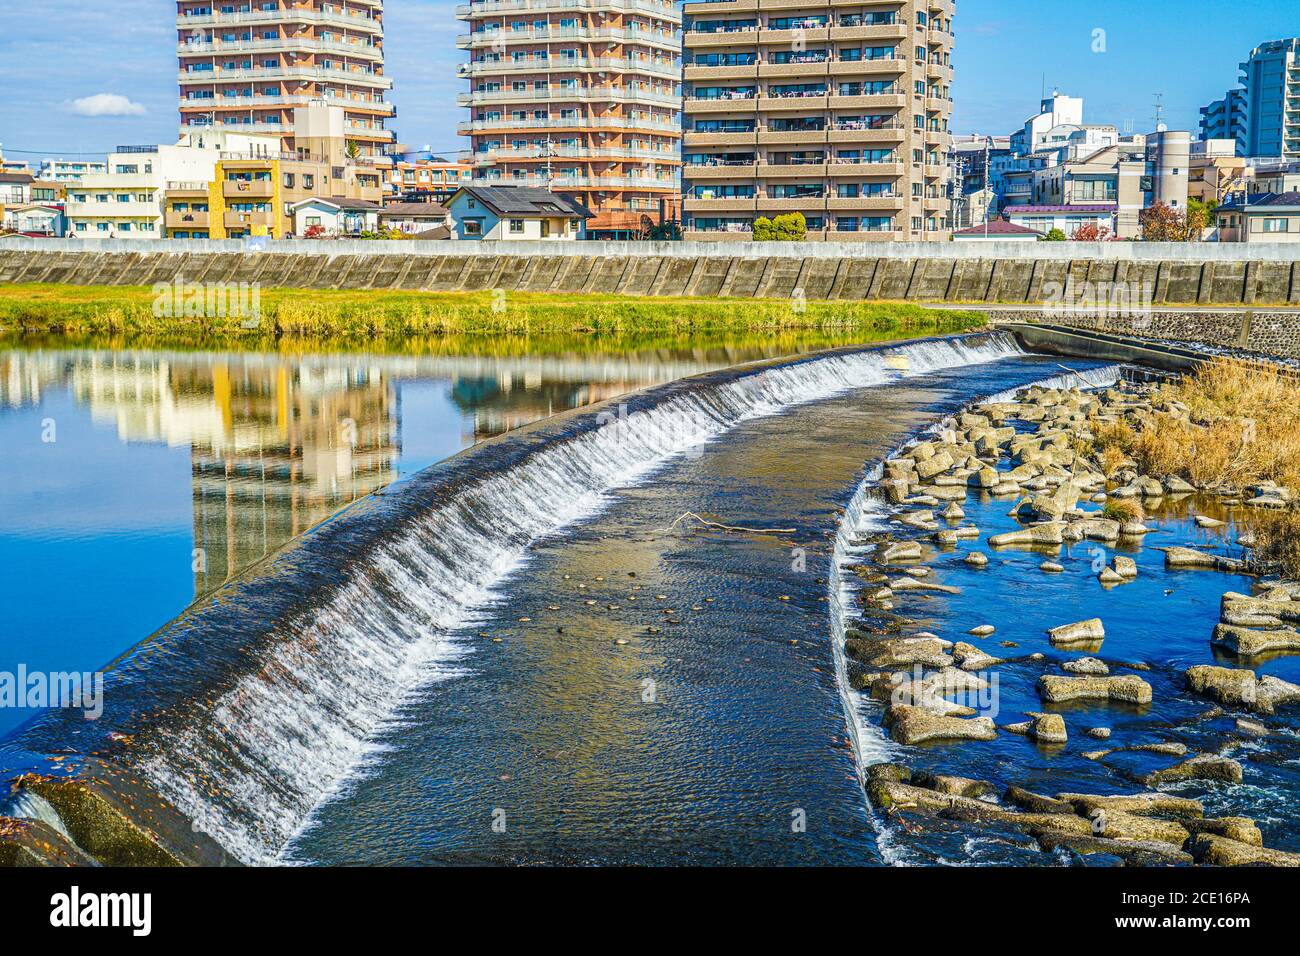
983;136;991;238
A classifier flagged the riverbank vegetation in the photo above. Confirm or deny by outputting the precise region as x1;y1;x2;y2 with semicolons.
0;284;984;344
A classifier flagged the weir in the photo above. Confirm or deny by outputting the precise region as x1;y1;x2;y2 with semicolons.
2;331;1031;865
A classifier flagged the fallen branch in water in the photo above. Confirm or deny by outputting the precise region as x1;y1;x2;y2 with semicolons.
651;511;797;536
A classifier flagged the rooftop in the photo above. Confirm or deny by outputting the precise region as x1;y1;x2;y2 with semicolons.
951;220;1043;237
455;185;592;219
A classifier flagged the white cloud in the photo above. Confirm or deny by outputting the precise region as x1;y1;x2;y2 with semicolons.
68;93;147;118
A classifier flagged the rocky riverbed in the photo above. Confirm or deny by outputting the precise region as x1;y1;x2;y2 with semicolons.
841;373;1300;866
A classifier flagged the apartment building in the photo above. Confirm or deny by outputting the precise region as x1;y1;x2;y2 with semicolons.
383;154;473;204
680;0;954;241
176;0;395;159
1189;138;1247;204
37;159;109;183
1199;88;1247;153
1237;38;1300;160
456;0;683;239
163;112;384;238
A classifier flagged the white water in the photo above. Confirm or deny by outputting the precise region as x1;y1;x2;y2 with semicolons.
825;362;1122;865
1;790;77;845
135;334;1026;865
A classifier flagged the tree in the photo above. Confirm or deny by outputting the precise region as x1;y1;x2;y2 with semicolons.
1043;228;1067;242
303;224;326;239
1070;222;1113;241
1139;201;1199;242
771;212;807;241
752;216;774;241
647;221;681;241
1186;198;1216;240
344;140;362;162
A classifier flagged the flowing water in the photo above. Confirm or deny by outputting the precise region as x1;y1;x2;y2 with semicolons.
4;330;1294;867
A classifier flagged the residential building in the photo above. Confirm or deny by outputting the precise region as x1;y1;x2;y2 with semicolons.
1002;204;1116;236
289;196;381;235
1009;91;1083;156
446;184;590;240
1251;159;1300;194
66;131;278;239
1199;88;1246;153
176;0;395;160
2;204;66;237
37;159;109;183
1236;38;1300;160
456;0;682;239
376;202;452;236
384;154;473;204
680;0;954;241
950;219;1041;243
0;171;34;205
1215;191;1300;242
162;107;384;238
1189;139;1248;204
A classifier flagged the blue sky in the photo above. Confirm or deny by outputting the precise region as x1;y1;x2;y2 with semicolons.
0;0;1292;162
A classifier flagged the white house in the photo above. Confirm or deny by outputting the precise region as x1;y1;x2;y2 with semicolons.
290;197;381;237
376;202;451;237
446;185;590;240
1001;203;1116;237
2;204;66;237
0;171;33;205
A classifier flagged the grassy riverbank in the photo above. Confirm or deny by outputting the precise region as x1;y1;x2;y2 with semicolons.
0;284;985;345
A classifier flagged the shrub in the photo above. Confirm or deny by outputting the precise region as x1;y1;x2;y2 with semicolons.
1247;509;1300;578
1101;499;1145;523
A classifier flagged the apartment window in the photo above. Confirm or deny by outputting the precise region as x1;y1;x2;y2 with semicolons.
75;222;87;232
284;173;295;188
304;175;314;188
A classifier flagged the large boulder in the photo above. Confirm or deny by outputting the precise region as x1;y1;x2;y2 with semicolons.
885;704;998;745
988;521;1065;548
1181;665;1300;714
1047;618;1105;649
1211;623;1300;657
1144;755;1244;786
1187;834;1300;867
1163;546;1247;573
1038;674;1152;704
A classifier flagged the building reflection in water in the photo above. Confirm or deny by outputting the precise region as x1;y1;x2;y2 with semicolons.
0;340;812;607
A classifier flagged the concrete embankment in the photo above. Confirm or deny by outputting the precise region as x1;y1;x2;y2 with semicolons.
3;238;1300;307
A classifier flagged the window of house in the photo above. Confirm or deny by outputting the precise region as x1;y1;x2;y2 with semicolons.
509;219;525;233
464;219;483;235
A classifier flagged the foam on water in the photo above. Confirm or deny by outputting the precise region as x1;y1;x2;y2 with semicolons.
1;790;76;845
132;334;1025;865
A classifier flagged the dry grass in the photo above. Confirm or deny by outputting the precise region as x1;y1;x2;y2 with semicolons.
1249;510;1300;578
1107;359;1300;492
1101;498;1145;523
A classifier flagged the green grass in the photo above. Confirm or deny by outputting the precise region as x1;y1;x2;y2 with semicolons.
0;284;986;354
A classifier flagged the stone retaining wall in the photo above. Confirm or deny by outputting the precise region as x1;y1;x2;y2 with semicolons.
1;241;1299;307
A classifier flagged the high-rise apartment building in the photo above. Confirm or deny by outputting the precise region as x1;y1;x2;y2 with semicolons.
176;1;395;159
1237;38;1300;160
680;0;954;241
1199;89;1247;154
455;0;683;239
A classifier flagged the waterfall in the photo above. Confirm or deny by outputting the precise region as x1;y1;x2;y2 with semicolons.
100;334;1028;865
1;790;77;846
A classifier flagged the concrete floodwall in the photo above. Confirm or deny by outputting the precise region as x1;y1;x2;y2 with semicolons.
1;238;1299;307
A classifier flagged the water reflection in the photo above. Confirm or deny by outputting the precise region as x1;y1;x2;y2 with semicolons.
4;329;902;712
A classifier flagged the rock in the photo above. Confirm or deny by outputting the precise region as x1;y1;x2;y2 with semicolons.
1194;515;1225;528
1098;567;1124;585
1164;475;1196;494
846;636;953;670
1039;561;1064;573
1046;617;1105;649
911;771;997;799
1034;832;1193;866
1086;726;1112;739
1063;657;1110;675
1212;623;1300;657
1235;717;1269;737
1038;674;1152;704
1112;555;1138;579
964;551;989;568
1163;546;1246;573
1055;791;1204;819
1187;833;1300;866
1029;712;1068;744
1072;517;1122;542
969;466;1000;489
1182;664;1300;715
952;642;1002;671
967;624;995;636
942;502;965;521
1145;755;1243;786
876;540;923;564
885;704;998;745
1120;520;1150;536
1184;817;1262;846
988;521;1065;548
898;510;938;530
891;576;960;595
915;451;955;480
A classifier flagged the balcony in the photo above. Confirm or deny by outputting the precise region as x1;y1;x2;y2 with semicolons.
683;195;758;212
825;195;904;211
222;179;275;198
463;56;681;79
756;128;828;145
177;9;383;35
759;93;829;111
684;95;758;113
177;37;384;61
758;162;827;177
456;0;680;19
461;115;679;134
683;162;758;179
826;125;906;145
165;210;211;229
179;66;393;88
458;26;678;50
683;27;759;48
684;63;757;81
223;210;277;229
460;87;679;108
825;161;905;177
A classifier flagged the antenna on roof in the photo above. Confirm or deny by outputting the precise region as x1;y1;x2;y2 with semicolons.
1153;93;1166;132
